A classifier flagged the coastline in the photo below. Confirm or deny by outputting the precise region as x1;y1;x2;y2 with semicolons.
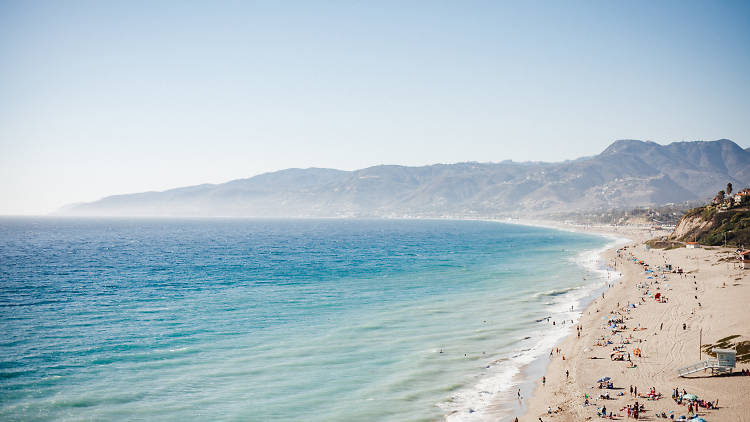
437;218;640;421
436;217;634;421
480;219;644;421
511;221;750;421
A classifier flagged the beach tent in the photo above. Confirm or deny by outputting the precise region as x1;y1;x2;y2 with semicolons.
683;394;698;400
596;376;611;383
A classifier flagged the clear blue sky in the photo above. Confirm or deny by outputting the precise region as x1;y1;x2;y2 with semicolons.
1;0;749;214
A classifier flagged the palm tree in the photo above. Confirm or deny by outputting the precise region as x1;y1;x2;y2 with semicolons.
727;182;733;197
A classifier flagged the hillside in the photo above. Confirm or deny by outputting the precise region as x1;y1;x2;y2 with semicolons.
670;207;750;247
63;139;750;218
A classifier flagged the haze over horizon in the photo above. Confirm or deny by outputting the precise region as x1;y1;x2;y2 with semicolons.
2;1;750;215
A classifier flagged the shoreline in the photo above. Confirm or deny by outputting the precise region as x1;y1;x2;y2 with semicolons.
438;218;634;421
483;220;642;421
513;222;750;421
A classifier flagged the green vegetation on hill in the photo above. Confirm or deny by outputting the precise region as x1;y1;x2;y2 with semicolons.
701;211;750;246
669;181;750;247
673;207;750;247
702;335;750;363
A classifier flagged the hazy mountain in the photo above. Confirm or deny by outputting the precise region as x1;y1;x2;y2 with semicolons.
63;139;750;218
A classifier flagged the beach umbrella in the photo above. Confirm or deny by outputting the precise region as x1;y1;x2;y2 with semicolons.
691;418;706;422
683;393;698;400
596;376;611;383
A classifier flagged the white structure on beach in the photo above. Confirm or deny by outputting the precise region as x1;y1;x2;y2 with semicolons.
739;251;750;269
686;242;701;249
678;348;736;377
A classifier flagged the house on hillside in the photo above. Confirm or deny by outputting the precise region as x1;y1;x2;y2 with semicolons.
686;242;701;249
734;189;750;204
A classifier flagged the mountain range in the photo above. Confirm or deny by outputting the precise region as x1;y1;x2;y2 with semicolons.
62;139;750;218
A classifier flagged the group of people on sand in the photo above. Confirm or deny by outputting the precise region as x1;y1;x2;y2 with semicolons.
589;252;702;420
525;246;737;421
624;400;644;419
673;387;717;411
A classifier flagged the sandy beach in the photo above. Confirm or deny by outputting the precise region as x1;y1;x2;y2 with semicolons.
515;224;750;421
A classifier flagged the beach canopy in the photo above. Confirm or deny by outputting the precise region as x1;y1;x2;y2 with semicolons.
596;376;611;383
683;393;698;400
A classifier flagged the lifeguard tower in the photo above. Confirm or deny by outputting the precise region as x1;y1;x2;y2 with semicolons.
678;348;736;377
739;251;750;269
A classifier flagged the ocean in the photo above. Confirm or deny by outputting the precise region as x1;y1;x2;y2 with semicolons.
0;218;617;421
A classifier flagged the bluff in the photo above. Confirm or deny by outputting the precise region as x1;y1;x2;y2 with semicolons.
670;207;750;247
62;139;750;218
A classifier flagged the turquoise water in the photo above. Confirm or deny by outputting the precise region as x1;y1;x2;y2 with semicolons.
0;218;611;421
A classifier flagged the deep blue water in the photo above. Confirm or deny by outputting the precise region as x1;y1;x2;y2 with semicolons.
0;218;609;421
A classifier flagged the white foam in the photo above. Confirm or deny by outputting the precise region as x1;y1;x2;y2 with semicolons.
438;322;571;421
438;235;628;421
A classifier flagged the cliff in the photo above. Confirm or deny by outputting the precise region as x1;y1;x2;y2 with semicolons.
670;207;750;247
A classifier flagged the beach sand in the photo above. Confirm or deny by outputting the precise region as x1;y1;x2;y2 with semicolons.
514;225;750;421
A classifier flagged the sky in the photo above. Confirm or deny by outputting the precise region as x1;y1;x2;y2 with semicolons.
1;1;749;215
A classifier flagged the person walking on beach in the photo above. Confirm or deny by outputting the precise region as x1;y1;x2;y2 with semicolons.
542;376;546;386
517;389;521;399
630;385;633;396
